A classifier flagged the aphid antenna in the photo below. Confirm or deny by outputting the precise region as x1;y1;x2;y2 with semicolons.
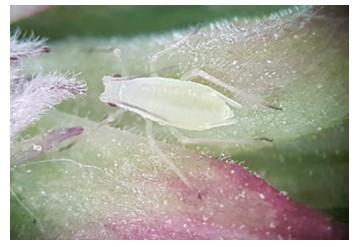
111;65;179;81
148;25;201;73
262;102;283;111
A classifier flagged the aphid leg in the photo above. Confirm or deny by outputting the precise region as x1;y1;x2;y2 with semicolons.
84;47;114;53
180;68;283;110
170;127;273;146
145;120;192;189
98;108;126;128
148;27;200;74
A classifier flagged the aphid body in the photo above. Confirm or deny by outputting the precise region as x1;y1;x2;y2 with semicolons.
100;76;241;131
99;73;276;189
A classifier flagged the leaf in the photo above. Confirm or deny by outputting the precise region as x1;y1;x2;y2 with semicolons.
23;6;348;147
11;111;346;239
11;6;348;239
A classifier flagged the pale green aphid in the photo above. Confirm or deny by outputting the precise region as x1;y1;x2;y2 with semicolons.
99;28;279;187
100;75;241;131
99;70;277;188
100;68;279;141
99;71;246;188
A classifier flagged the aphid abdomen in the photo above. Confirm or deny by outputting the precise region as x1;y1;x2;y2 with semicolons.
119;77;236;131
100;76;239;131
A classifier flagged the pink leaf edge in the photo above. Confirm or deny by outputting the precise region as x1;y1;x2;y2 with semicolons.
69;159;347;240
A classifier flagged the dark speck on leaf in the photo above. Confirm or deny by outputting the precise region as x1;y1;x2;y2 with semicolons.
197;192;203;200
42;46;50;53
108;103;118;107
255;137;273;142
58;142;76;152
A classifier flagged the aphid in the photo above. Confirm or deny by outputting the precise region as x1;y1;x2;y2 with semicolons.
99;69;280;186
101;75;239;131
100;69;280;142
100;25;281;188
99;69;279;188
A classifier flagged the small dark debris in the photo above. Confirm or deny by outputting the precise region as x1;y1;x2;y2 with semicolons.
108;102;118;107
255;137;273;142
197;192;203;200
42;46;50;53
58;142;76;152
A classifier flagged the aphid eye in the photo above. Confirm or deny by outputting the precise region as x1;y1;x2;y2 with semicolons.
107;102;117;107
112;74;122;78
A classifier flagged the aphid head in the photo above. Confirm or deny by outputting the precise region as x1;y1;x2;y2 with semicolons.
99;75;126;105
112;73;142;82
109;73;133;82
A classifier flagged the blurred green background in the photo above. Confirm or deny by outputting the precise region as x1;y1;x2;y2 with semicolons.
11;5;290;40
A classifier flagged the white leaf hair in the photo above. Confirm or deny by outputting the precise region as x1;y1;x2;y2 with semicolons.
10;31;87;140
